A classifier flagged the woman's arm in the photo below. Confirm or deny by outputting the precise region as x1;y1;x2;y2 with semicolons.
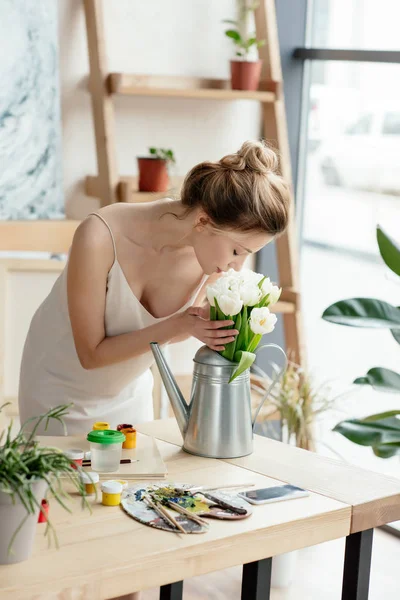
67;218;238;369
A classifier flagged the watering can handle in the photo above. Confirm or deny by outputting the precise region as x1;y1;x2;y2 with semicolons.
251;343;288;432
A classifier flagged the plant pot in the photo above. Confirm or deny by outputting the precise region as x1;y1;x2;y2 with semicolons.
137;157;169;192
230;59;263;91
271;550;298;588
0;478;48;564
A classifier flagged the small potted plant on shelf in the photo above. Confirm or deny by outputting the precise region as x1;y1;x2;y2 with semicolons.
223;0;265;91
137;147;176;193
0;404;89;564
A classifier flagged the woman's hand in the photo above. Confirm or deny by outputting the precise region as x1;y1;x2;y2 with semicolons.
176;306;239;352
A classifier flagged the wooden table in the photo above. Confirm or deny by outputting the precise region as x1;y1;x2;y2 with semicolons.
1;419;400;600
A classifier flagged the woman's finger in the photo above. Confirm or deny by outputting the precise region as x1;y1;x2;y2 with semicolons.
204;319;235;329
206;329;239;339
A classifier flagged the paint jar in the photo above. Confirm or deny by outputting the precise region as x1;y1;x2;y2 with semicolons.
86;430;125;473
64;448;85;469
114;479;128;490
92;421;110;431
120;427;136;449
37;499;49;523
101;481;123;506
80;471;100;495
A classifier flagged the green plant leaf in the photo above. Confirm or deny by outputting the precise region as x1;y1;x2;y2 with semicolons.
210;306;217;321
225;29;242;43
333;413;400;457
224;312;241;361
377;225;400;277
353;367;400;393
392;328;400;345
214;297;225;321
235;305;248;351
322;298;400;329
149;147;157;155
222;19;238;26
230;351;256;383
257;39;266;48
247;333;262;354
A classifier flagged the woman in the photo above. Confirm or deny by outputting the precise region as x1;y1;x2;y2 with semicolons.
18;140;290;436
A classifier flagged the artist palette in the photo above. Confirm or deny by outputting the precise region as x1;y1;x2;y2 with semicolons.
121;482;253;534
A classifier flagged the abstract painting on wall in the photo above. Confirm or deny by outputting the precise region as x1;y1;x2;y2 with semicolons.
0;0;64;219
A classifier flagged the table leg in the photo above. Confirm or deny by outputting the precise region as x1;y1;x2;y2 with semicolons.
242;557;272;600
159;581;183;600
342;529;373;600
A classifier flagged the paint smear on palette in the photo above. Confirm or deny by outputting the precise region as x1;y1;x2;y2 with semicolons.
120;482;252;534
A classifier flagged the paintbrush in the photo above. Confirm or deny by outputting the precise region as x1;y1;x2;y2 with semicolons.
82;458;138;467
167;501;209;527
143;494;187;534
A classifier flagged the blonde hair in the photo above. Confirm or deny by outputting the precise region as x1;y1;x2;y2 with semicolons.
180;140;291;235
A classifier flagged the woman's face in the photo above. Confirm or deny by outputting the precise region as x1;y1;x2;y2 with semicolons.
192;218;273;275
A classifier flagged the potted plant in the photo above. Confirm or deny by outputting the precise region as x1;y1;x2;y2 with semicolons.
322;226;400;458
223;1;265;91
137;147;176;193
0;404;89;564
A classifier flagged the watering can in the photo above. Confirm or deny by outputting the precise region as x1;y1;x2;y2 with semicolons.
150;342;287;459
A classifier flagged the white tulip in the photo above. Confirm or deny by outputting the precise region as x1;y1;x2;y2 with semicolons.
239;282;262;306
249;307;277;334
261;277;281;304
269;285;282;305
206;285;218;307
218;291;243;316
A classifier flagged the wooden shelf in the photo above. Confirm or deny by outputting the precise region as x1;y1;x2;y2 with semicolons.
108;73;276;102
0;220;80;253
85;175;184;203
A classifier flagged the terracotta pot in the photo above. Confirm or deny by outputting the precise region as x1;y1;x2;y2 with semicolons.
230;59;263;91
137;157;169;192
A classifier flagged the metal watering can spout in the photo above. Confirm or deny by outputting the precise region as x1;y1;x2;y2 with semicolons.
150;342;189;436
251;343;288;432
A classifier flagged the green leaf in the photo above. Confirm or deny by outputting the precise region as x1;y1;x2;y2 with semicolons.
257;293;270;308
257;39;266;48
235;305;247;352
210;306;217;321
322;298;400;329
245;37;257;49
247;333;262;354
377;225;400;277
392;328;400;345
149;147;157;155
222;19;238;26
225;29;242;43
333;413;400;458
353;367;400;393
224;312;241;361
229;351;256;383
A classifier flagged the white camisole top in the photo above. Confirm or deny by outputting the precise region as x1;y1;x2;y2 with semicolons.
18;212;207;435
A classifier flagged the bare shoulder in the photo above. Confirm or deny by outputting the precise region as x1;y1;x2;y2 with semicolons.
70;213;115;270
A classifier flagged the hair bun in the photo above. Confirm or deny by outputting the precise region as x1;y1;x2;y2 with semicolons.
238;140;279;174
219;153;246;171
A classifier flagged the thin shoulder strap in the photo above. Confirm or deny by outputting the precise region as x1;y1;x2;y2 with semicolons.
88;212;117;262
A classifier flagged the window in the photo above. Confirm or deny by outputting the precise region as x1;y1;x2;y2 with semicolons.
382;112;400;135
345;114;372;135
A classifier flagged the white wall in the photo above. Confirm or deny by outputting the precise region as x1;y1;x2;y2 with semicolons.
59;0;262;219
